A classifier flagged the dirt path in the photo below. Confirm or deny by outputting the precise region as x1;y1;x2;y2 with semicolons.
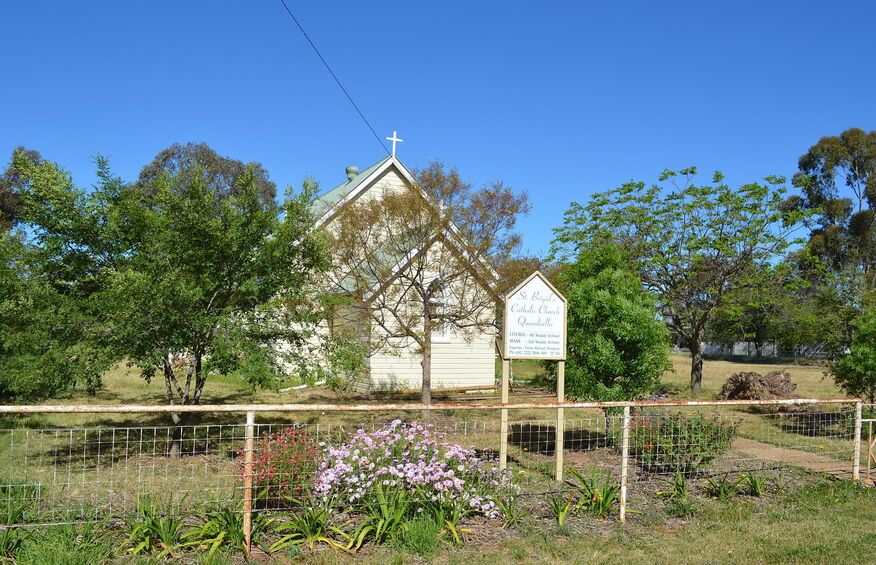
733;438;860;481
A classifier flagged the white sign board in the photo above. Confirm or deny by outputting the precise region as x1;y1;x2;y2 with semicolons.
503;271;567;360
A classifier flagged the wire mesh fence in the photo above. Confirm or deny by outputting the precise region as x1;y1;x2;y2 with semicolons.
0;398;864;544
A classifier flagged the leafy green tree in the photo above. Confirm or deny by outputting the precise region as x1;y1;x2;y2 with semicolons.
789;128;876;281
774;249;863;359
0;147;41;231
0;231;109;401
781;129;876;363
557;243;671;400
552;167;803;393
9;147;332;445
832;309;876;403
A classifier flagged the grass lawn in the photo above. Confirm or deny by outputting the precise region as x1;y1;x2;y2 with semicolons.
0;354;871;564
4;353;855;468
662;354;842;399
7;479;874;564
432;480;876;565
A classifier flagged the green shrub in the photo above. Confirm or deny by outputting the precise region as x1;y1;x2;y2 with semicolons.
245;426;319;503
626;413;739;473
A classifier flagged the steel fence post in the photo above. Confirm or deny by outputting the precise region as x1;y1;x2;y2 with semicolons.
243;411;255;554
853;401;862;482
620;405;631;523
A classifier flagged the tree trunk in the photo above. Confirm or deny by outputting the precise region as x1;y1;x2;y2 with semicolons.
689;338;704;394
168;411;184;458
421;335;432;405
163;354;189;458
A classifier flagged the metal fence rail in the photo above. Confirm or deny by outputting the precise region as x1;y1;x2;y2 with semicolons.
0;398;864;553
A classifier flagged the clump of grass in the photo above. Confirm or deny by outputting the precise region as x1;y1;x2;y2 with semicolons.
704;474;742;501
567;469;620;518
666;497;698;518
0;479;41;560
495;490;523;528
270;497;351;554
392;515;443;558
656;471;698;518
656;471;689;501
15;523;115;565
0;526;24;561
773;472;793;494
740;473;766;497
546;491;575;526
123;495;190;559
185;499;273;555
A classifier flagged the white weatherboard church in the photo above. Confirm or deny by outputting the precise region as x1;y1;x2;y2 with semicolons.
309;133;498;392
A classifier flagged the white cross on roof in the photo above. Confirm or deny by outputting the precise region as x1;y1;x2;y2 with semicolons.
386;130;403;157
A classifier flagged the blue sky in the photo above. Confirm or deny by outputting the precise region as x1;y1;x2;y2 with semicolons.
2;1;874;254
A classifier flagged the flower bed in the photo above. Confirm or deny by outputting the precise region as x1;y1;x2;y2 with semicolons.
314;420;508;522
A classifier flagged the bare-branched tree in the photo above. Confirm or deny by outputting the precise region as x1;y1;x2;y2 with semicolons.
326;161;529;403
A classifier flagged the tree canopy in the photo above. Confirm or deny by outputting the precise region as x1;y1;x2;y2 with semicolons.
136;142;278;205
552;167;804;393
789;127;876;280
3;146;332;421
0;147;41;231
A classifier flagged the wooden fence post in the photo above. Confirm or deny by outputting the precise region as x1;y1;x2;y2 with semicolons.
243;410;255;554
619;405;631;523
869;422;874;483
853;401;862;482
499;358;510;471
555;360;565;482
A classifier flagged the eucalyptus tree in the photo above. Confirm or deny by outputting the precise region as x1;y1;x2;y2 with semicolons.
789;128;876;277
0;147;41;231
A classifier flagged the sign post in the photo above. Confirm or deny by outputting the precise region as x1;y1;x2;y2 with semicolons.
501;271;567;481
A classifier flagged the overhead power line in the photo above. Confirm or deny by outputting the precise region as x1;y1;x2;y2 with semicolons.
278;0;390;155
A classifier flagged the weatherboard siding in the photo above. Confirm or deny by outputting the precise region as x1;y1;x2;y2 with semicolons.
355;167;409;203
357;330;496;392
